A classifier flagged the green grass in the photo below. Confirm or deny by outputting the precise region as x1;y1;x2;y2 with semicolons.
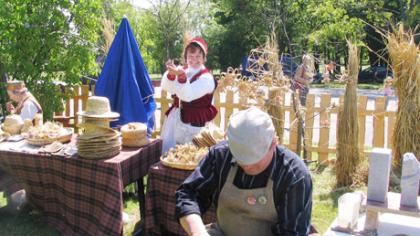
1;167;365;235
0;189;141;236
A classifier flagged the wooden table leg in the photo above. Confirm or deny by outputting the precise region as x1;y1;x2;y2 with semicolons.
364;208;378;234
137;177;146;220
134;177;147;236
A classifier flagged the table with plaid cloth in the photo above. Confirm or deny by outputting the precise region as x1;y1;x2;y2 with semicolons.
0;138;162;236
144;162;216;236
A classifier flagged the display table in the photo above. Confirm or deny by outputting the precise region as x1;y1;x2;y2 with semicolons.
0;138;162;236
144;162;216;236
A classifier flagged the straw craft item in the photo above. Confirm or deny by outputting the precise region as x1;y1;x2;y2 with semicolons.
2;115;24;135
336;41;360;187
24;122;73;146
77;123;121;160
121;122;149;147
161;143;208;170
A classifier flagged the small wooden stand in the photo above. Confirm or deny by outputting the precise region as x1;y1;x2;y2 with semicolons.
363;192;420;233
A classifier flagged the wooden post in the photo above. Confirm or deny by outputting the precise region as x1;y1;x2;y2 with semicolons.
289;93;299;153
373;97;386;148
357;96;368;159
213;89;221;128
387;112;396;149
267;87;284;145
73;86;80;132
318;94;331;164
305;94;315;160
224;90;234;130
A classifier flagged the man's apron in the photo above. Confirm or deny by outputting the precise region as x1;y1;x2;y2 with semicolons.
207;165;277;236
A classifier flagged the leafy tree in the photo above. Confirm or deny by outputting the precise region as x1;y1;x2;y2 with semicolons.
148;0;190;65
0;0;103;119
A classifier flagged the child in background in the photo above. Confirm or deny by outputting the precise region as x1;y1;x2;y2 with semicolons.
382;76;394;96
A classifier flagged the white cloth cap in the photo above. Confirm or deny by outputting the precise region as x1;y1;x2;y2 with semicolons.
227;107;275;165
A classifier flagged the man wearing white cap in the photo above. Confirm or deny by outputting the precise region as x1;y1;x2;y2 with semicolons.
176;107;313;236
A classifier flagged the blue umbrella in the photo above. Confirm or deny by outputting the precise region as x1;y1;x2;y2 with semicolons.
95;17;156;136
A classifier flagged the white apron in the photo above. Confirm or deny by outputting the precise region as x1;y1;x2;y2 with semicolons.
161;107;204;153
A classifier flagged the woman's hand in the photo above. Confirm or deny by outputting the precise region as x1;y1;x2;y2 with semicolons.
6;102;15;113
166;59;184;76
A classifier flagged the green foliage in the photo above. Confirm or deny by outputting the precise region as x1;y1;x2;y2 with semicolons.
0;0;102;120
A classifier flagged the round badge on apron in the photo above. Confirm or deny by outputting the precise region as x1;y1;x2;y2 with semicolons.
246;195;257;205
258;195;267;205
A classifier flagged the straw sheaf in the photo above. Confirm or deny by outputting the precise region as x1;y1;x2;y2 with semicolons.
384;24;420;167
336;41;361;187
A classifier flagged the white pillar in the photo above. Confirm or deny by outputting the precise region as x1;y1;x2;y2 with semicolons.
400;153;420;208
367;148;392;203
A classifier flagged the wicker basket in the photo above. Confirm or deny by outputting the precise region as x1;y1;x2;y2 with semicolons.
160;157;197;171
25;128;73;146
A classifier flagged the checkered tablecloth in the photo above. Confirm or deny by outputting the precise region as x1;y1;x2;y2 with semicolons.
0;138;162;236
145;162;216;236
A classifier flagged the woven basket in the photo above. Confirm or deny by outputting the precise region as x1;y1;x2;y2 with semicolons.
160;157;197;171
25;128;73;146
26;138;56;146
122;137;150;147
121;123;147;139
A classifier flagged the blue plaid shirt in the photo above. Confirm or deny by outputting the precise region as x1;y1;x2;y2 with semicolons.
175;141;313;236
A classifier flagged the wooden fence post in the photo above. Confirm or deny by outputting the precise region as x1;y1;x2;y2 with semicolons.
373;96;386;148
357;96;368;160
305;94;315;161
318;94;331;164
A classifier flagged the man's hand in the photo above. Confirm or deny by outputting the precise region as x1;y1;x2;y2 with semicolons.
180;214;209;236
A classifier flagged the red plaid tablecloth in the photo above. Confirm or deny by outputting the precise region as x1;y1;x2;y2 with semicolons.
0;139;162;236
145;162;216;236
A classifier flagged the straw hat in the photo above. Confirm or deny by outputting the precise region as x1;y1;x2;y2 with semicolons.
6;80;26;91
76;122;122;160
78;96;119;119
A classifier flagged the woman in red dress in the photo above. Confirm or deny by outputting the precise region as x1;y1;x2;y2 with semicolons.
160;37;218;152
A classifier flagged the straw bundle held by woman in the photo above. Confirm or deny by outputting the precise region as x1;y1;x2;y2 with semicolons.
336;41;360;187
384;24;420;167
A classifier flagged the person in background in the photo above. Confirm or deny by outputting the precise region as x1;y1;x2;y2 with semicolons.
0;80;42;214
6;80;42;120
160;37;218;153
176;107;313;236
381;76;394;109
291;55;314;162
291;54;314;106
325;60;336;80
382;76;394;97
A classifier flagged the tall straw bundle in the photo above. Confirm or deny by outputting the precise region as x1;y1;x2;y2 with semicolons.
265;29;283;81
263;30;285;141
336;41;360;187
384;24;420;167
101;18;115;54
